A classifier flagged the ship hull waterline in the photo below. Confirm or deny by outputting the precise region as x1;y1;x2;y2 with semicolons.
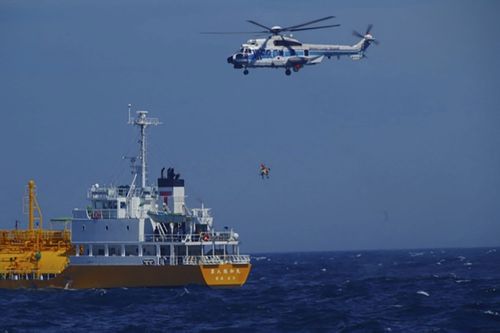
0;263;251;289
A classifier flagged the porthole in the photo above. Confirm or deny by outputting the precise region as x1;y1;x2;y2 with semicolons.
105;225;109;231
126;225;130;231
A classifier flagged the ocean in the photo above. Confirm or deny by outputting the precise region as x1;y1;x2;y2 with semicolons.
1;248;499;332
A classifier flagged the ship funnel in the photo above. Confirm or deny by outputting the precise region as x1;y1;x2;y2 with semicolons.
158;167;185;214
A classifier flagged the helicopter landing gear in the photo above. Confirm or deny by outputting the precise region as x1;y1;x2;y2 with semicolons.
285;69;291;76
243;69;249;75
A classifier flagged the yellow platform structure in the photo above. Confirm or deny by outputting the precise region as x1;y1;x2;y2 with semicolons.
0;180;72;280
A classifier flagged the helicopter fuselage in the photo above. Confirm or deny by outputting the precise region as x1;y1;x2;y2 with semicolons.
227;35;373;75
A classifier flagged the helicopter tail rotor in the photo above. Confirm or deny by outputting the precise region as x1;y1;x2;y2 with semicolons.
353;24;379;45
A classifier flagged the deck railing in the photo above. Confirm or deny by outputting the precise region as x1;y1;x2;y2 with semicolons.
144;231;237;243
0;230;71;244
73;209;118;220
182;255;251;265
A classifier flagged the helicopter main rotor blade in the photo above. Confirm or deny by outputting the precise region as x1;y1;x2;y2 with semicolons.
288;23;341;32
282;16;335;30
279;35;293;51
257;35;273;51
200;31;267;35
246;20;273;32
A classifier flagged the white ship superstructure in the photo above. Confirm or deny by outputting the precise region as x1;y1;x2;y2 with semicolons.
69;108;250;273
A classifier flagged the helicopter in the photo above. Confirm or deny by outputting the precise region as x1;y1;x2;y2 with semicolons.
204;16;378;76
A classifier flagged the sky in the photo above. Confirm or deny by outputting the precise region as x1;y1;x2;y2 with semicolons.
0;0;499;253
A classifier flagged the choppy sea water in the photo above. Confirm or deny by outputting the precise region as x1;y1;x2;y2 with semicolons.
1;248;499;332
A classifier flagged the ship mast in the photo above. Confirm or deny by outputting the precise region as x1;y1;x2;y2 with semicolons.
128;104;161;188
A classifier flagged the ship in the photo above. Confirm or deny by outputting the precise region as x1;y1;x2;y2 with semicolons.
0;181;73;286
0;108;251;288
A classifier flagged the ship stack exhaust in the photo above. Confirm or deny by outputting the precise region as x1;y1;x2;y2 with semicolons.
158;167;185;214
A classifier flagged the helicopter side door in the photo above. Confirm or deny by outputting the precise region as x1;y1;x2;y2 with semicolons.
272;49;286;67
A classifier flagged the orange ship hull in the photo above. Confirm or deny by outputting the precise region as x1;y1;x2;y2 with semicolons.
0;263;251;289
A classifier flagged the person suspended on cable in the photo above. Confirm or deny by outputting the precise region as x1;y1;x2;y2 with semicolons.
259;163;270;179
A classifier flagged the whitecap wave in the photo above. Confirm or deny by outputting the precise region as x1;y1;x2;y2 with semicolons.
483;310;500;317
